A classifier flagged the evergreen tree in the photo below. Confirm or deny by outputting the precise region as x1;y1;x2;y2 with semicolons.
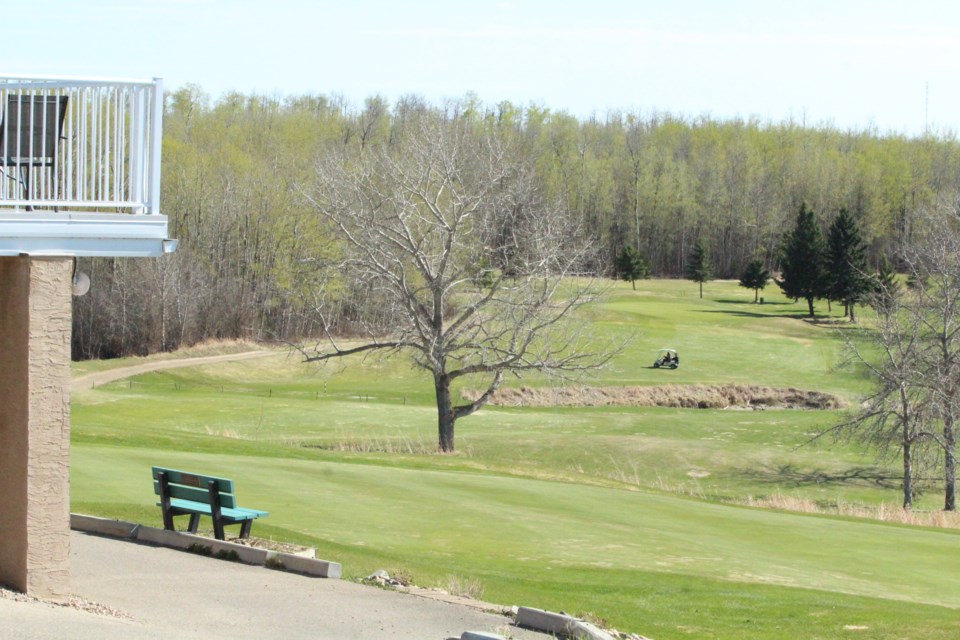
778;203;826;318
826;208;870;321
615;245;649;290
685;237;711;299
738;258;770;302
906;270;927;291
871;255;900;314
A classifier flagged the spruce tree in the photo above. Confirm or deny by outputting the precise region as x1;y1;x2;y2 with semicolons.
778;203;826;317
615;245;649;290
871;255;900;314
685;237;711;299
826;208;870;321
738;258;770;302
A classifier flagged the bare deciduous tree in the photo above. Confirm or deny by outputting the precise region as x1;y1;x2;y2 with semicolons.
829;199;960;510
903;203;960;510
828;281;930;509
299;112;614;452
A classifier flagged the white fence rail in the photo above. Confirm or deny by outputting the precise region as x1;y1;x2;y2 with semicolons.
0;74;174;257
0;75;163;214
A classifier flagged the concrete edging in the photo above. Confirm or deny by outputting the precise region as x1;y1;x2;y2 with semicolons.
70;513;139;539
516;606;616;640
70;513;341;579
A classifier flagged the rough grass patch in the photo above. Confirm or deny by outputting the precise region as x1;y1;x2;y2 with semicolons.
737;492;960;528
301;436;436;455
463;384;844;410
216;549;241;562
389;568;414;587
444;574;485;600
186;543;212;556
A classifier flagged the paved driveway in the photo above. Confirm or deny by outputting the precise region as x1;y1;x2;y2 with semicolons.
2;532;552;640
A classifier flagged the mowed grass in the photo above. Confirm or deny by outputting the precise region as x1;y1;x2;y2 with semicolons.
71;279;960;639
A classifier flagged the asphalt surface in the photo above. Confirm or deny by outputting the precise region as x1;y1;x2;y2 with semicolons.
1;532;553;640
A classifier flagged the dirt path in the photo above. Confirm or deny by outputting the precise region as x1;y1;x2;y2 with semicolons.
72;350;276;391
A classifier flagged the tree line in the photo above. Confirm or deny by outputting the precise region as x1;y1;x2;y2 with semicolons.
73;87;960;359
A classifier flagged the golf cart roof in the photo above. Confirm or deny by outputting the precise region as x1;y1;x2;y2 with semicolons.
656;348;677;354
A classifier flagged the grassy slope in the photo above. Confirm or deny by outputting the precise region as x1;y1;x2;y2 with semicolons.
71;279;960;639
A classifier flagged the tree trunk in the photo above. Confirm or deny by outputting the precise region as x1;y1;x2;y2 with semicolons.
754;288;758;303
849;302;856;323
435;374;456;453
699;281;703;299
631;279;636;291
903;439;914;510
945;415;956;511
899;385;915;510
806;296;815;318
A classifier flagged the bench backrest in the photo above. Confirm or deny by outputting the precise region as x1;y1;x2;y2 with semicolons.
152;466;240;509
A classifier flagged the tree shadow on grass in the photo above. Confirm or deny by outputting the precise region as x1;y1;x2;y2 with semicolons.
714;299;791;306
697;309;810;320
737;464;900;490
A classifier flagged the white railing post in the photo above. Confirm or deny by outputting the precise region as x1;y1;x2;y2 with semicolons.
129;86;144;212
148;78;163;215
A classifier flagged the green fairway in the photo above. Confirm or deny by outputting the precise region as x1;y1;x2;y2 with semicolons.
71;279;960;639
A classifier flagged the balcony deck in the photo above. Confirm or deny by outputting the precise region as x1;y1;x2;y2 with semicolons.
0;74;175;257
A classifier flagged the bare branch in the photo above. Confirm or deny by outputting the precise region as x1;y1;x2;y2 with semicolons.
296;108;615;452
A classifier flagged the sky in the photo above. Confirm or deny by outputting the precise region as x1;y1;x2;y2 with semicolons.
6;0;960;136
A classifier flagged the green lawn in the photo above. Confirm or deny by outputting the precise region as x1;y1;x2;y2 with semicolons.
71;279;960;639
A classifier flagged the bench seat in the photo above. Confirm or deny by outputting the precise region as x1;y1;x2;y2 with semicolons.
162;498;269;522
152;466;269;540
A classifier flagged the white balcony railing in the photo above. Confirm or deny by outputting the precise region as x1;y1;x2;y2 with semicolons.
0;74;175;257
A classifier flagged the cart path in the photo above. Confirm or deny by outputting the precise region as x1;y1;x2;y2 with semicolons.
72;350;276;391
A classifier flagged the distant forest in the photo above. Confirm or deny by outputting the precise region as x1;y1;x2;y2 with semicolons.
72;86;960;359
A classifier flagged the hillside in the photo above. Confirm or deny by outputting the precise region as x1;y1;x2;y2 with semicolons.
71;279;960;639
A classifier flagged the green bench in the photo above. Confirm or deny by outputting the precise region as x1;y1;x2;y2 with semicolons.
152;466;269;541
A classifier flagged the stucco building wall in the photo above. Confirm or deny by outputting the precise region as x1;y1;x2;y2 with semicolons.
0;256;72;600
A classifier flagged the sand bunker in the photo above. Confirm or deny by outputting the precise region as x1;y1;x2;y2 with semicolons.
463;384;843;410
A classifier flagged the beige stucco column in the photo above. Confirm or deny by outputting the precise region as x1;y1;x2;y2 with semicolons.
0;256;73;600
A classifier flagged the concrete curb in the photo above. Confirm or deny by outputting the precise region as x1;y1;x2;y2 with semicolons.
265;549;342;580
516;606;617;640
70;513;341;579
70;513;139;539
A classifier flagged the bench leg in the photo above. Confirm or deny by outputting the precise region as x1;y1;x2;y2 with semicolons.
207;480;226;541
158;472;175;531
239;520;253;540
211;514;225;541
187;513;200;533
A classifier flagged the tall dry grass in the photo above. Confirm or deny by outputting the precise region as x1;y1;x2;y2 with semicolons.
463;384;843;410
736;492;960;529
296;432;439;455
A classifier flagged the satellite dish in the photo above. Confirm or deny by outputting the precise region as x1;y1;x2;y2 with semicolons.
72;270;90;297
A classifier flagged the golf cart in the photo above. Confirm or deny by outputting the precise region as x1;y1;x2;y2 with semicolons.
653;348;679;369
